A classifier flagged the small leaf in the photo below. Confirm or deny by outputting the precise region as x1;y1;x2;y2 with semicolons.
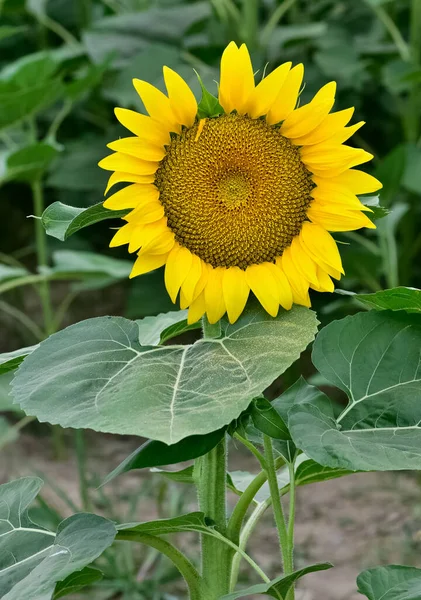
0;345;39;375
196;71;223;118
150;466;195;484
137;310;189;346
13;305;318;444
51;250;132;280
160;319;202;344
356;286;421;313
0;264;28;283
250;397;290;440
0;477;116;600
220;563;333;598
117;512;212;536
53;566;103;599
103;428;225;484
359;194;389;219
357;565;421;600
41;201;128;242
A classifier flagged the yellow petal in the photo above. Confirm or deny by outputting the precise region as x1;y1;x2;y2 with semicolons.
279;249;310;306
104;171;155;195
311;189;370;212
180;254;203;306
219;42;255;115
245;263;279;317
316;169;382;194
104;183;158;210
163;66;197;128
139;228;175;256
307;205;376;231
164;243;193;303
291;107;354;145
280;81;336;138
222;266;250;323
130;252;169;278
192;261;210;301
126;201;165;224
188;291;206;324
266;263;293;310
311;266;334;293
110;222;136;248
107;138;165;162
204;267;226;323
328;121;364;145
300;222;344;274
126;218;168;253
114;108;170;145
245;62;291;118
289;236;319;287
99;152;159;175
133;78;180;133
266;64;304;125
302;144;373;175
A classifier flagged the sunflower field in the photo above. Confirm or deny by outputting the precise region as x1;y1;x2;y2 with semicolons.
1;1;421;599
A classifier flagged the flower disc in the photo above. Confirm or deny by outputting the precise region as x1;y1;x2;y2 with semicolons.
155;114;313;269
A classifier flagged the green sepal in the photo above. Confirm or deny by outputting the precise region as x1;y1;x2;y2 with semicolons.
195;70;223;118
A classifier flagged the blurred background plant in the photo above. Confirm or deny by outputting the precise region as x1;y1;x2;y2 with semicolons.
1;0;421;597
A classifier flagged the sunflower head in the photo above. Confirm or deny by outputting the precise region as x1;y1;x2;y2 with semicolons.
99;42;382;325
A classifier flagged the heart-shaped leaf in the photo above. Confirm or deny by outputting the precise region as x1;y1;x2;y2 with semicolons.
0;477;116;600
357;565;421;600
289;311;421;471
12;305;318;444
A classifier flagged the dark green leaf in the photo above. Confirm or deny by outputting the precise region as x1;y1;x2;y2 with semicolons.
137;311;189;346
117;512;211;536
357;565;421;600
221;563;333;598
403;144;421;196
356;287;421;313
0;345;39;375
0;143;58;185
0;477;116;600
53;567;103;599
272;376;335;423
250;397;290;440
374;144;406;206
42;201;128;241
196;71;223;118
103;429;225;484
0;26;27;42
289;311;421;471
160;319;202;344
359;195;389;220
13;305;318;444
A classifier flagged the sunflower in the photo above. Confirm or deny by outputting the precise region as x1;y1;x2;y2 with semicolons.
99;42;381;325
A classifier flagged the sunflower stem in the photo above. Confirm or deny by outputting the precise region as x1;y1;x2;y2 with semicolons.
195;437;231;598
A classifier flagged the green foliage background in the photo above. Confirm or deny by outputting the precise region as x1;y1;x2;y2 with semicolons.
1;0;420;348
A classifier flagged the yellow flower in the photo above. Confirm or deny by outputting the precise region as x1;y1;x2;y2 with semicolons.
99;42;382;325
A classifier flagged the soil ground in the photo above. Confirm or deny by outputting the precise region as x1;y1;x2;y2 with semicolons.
2;428;421;600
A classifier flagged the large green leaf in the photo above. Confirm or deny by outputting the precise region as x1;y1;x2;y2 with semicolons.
356;287;421;313
103;428;226;484
357;565;421;600
221;563;333;599
289;311;421;471
0;477;116;600
0;143;58;185
12;305;318;444
41;202;128;241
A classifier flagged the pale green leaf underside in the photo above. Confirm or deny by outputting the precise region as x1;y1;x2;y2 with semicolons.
12;305;318;444
0;477;116;600
289;311;421;471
